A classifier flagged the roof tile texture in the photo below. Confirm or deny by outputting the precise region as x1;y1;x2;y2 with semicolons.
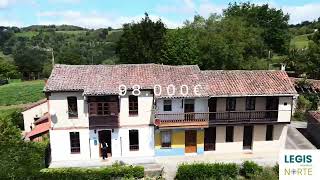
45;64;297;97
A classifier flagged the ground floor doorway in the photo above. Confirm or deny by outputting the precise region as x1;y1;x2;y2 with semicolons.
243;126;253;150
204;127;216;151
98;130;112;157
185;130;197;153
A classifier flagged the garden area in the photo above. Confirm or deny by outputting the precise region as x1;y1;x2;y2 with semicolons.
175;161;279;180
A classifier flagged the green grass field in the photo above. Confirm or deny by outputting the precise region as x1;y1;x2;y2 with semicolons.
290;34;312;49
15;31;39;38
0;51;14;62
0;80;45;106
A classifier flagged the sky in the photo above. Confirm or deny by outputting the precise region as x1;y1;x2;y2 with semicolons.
0;0;320;29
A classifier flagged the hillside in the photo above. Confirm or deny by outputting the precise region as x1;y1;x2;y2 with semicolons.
290;33;312;49
0;80;45;106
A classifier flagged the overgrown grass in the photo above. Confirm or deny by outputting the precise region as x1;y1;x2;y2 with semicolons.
15;31;39;38
290;34;312;49
0;51;14;62
0;80;45;106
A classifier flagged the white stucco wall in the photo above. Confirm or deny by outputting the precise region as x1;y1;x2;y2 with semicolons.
49;92;89;129
214;124;287;153
50;128;91;161
278;96;292;122
119;91;154;126
22;102;48;132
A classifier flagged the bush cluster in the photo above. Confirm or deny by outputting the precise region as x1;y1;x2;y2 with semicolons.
175;162;239;180
175;161;279;180
240;161;263;178
36;165;144;180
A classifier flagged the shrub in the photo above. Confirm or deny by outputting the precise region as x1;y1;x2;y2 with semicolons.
240;161;263;178
0;117;47;179
252;167;278;180
175;162;239;180
272;163;279;176
37;165;144;180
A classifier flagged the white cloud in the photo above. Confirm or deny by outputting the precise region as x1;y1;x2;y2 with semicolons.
0;18;22;26
281;3;320;24
36;11;182;29
0;0;10;8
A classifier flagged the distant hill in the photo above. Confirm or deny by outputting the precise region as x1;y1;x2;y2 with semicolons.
22;24;88;32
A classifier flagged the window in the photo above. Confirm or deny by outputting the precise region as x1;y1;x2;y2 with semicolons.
226;98;236;111
161;131;171;148
69;132;80;153
226;126;234;142
129;95;138;115
266;125;273;141
246;97;256;110
129;130;139;151
163;100;172;111
67;97;78;118
97;102;110;115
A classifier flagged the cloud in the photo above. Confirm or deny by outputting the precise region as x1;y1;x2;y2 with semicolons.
281;3;320;24
155;0;225;17
0;0;10;9
0;18;22;26
36;10;182;29
48;0;81;4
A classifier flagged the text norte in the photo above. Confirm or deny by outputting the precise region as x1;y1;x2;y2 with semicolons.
285;155;312;163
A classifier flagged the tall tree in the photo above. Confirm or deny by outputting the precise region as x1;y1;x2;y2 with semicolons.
224;2;290;54
116;13;167;64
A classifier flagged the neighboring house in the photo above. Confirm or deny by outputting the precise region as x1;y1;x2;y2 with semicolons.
307;111;320;147
44;64;297;162
22;98;48;132
25;113;50;142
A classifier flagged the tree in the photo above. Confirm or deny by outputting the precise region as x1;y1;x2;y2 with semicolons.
116;13;167;64
13;45;48;80
184;15;266;70
160;28;200;65
224;2;290;54
0;58;20;79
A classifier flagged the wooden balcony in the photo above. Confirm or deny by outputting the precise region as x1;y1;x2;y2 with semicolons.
88;100;119;129
89;115;119;129
154;110;279;128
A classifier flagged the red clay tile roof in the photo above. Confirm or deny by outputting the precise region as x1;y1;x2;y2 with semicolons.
45;64;297;97
308;111;320;123
202;70;297;96
26;121;50;139
290;77;320;92
34;113;49;125
45;64;208;98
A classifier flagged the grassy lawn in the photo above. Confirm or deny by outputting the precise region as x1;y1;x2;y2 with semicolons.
0;51;14;62
0;80;45;106
290;34;312;49
15;31;39;38
55;30;86;35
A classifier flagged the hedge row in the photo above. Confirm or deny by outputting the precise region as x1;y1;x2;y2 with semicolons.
175;162;239;180
35;165;144;180
175;161;279;180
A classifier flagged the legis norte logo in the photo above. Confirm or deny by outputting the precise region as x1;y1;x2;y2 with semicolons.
279;150;319;180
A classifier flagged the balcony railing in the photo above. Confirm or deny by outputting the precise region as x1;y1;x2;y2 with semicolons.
88;101;119;129
155;110;279;128
89;115;119;129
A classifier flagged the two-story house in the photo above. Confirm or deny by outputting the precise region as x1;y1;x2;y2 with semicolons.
154;70;297;156
44;64;297;162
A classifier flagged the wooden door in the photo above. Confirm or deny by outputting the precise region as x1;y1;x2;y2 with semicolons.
184;100;195;120
204;127;216;151
208;98;217;120
185;130;197;153
243;126;253;150
98;130;112;157
266;97;279;119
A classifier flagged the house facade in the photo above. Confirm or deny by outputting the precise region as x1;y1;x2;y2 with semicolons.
44;64;297;162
